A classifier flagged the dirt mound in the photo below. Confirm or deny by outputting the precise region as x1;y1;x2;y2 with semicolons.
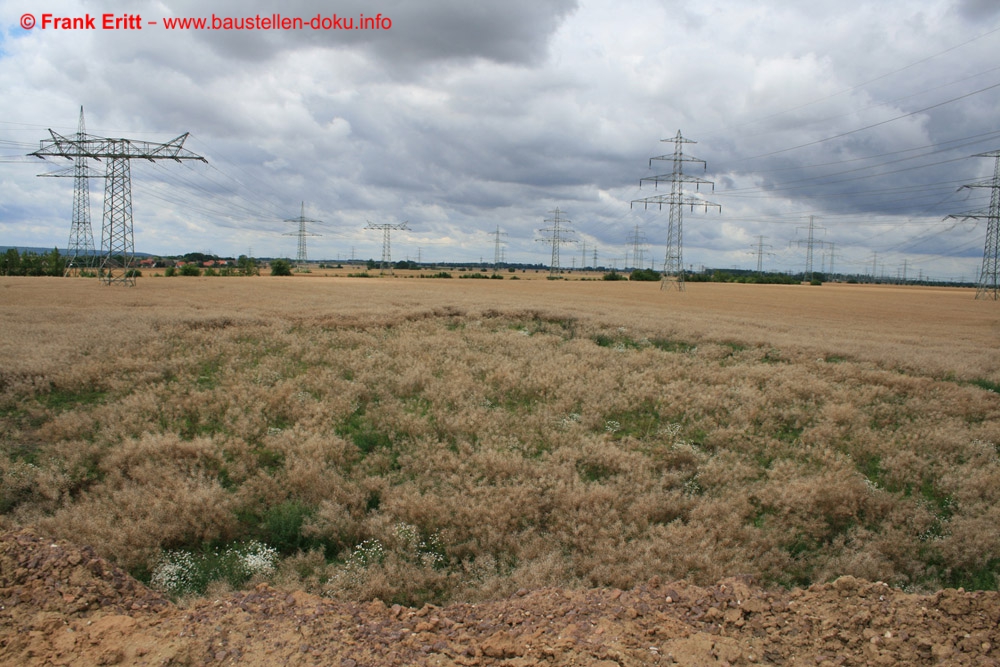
2;528;999;666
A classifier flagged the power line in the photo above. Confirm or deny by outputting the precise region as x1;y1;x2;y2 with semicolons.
731;24;1000;132
745;79;1000;161
948;149;1000;299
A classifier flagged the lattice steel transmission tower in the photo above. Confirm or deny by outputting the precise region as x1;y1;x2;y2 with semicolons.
31;122;206;286
632;131;720;290
793;216;825;282
365;220;409;274
750;235;773;275
535;207;576;275
38;107;97;274
625;224;648;270
491;225;508;272
949;150;1000;300
284;202;321;267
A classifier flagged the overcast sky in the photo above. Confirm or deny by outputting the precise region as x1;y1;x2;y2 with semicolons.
2;0;1000;279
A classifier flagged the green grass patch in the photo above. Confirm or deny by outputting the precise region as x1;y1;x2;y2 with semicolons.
649;338;696;353
970;378;1000;393
41;388;107;411
775;419;804;443
603;401;661;439
592;333;643;350
577;459;616;483
259;500;318;555
336;405;394;455
945;558;1000;591
195;359;223;389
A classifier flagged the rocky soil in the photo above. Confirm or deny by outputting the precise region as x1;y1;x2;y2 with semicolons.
2;528;999;666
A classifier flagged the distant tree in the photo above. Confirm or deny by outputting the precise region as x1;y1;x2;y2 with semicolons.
237;255;259;276
270;259;293;276
0;248;21;276
629;268;661;281
183;252;214;265
603;271;627;281
20;252;45;276
44;247;66;276
179;263;201;277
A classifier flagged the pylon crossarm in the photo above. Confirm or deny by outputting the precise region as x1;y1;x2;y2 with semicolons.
32;134;206;162
640;173;716;190
648;154;705;168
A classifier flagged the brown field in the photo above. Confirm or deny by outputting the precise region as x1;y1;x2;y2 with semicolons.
1;275;999;606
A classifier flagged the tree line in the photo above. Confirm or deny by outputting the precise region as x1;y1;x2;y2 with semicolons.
0;248;67;276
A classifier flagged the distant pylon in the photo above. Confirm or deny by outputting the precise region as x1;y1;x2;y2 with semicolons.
491;225;508;272
750;235;773;274
949;150;1000;300
626;224;648;270
365;220;409;274
631;130;721;291
37;107;98;274
284;202;321;266
535;207;576;275
31;118;206;286
793;216;825;282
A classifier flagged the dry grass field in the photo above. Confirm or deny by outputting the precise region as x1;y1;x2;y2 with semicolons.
1;275;999;606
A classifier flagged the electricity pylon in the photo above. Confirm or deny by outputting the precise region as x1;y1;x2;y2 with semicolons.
38;107;97;274
793;216;825;282
365;220;409;274
626;224;648;270
491;225;508;272
949;150;1000;300
31;120;206;286
284;202;321;267
750;235;773;274
536;207;576;275
631;130;721;290
822;241;837;276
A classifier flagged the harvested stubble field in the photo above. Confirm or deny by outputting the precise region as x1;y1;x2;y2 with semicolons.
2;276;1000;665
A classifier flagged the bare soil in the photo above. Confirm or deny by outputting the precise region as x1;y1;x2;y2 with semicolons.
2;528;998;666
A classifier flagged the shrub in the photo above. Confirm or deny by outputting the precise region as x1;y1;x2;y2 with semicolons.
270;259;293;276
150;540;278;598
179;264;201;277
603;271;626;281
259;500;316;555
629;268;661;281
